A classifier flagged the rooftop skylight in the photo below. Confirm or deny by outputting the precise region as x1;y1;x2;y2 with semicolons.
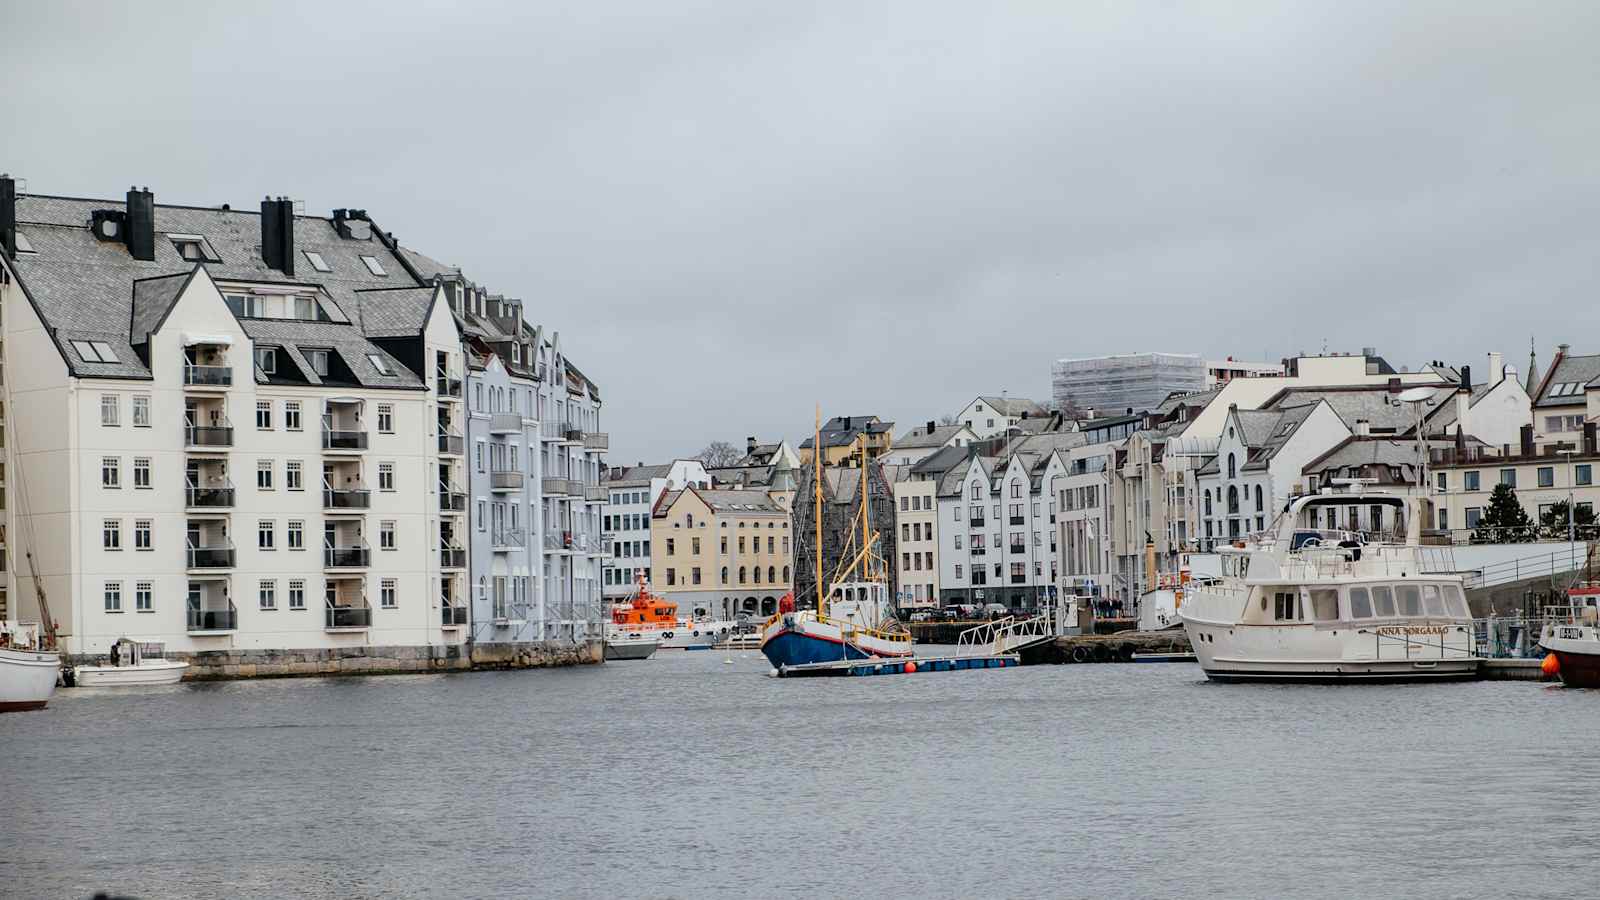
304;251;331;273
360;255;387;276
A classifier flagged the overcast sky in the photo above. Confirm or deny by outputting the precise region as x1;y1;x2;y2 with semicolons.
5;2;1599;463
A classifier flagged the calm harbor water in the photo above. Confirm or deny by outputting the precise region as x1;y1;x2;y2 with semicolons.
3;650;1597;899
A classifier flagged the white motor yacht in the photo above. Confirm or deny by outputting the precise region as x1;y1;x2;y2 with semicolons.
0;622;59;712
74;637;189;686
1180;490;1478;683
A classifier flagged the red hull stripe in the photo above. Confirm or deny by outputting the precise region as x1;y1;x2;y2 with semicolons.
0;700;48;712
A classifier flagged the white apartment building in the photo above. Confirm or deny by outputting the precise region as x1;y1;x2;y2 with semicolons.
0;186;465;655
955;396;1048;440
1056;443;1116;600
934;443;1066;610
602;459;710;600
892;476;939;609
888;420;978;467
1193;400;1349;547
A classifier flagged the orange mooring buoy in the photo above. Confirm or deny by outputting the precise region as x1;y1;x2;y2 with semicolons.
904;661;917;674
1542;653;1561;677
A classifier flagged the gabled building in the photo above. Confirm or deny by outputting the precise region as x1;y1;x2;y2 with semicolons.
1530;343;1600;449
733;437;799;469
798;415;894;466
955;395;1048;439
649;485;793;619
601;459;710;600
888;420;977;467
1193;401;1349;547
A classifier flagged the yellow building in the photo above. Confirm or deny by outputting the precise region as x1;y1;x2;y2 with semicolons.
798;415;895;466
650;486;793;620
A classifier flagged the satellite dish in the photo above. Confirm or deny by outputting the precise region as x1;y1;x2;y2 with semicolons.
1397;386;1436;404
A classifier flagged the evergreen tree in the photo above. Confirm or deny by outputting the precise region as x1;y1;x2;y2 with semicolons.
1473;482;1533;542
1539;499;1597;539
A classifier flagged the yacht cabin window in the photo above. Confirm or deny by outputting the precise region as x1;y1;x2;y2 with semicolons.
1273;591;1298;621
1348;587;1374;619
1422;585;1445;617
1397;585;1422;617
1371;586;1396;618
1310;589;1338;622
1443;585;1468;618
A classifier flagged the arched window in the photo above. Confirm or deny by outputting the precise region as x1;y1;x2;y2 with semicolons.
753;567;762;584
720;566;728;585
1227;485;1239;515
1254;485;1263;511
1204;490;1212;515
783;565;791;582
686;513;694;528
738;567;747;584
1227;453;1236;479
971;484;982;500
767;566;776;583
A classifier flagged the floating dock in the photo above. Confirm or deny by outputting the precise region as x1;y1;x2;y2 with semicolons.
775;653;1020;678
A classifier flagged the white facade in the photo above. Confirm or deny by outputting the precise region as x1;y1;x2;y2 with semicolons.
892;478;940;609
1194;402;1350;548
1056;444;1115;599
956;397;1046;440
937;454;1063;609
602;459;709;600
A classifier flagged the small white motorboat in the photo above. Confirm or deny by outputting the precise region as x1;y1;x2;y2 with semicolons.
603;629;661;661
74;638;189;687
0;622;60;712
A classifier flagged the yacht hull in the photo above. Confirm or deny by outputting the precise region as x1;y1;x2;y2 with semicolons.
1540;636;1600;689
74;660;190;686
760;613;914;669
1200;657;1480;683
1184;616;1479;684
603;636;660;661
0;646;60;711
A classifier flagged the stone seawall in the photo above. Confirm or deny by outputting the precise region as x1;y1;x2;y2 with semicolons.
63;640;604;682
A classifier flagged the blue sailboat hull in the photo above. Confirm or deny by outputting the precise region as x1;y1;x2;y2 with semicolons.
760;629;873;669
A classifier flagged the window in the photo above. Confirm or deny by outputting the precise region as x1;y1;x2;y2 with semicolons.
168;234;219;262
1371;586;1396;618
1010;482;1021;498
259;580;277;610
303;349;330;378
666;538;675;556
1539;467;1555;488
131;395;151;427
1273;591;1298;621
75;341;121;363
367;354;393;375
1465;507;1482;529
286;460;303;491
970;485;981;500
1397;585;1422;617
477;500;487;531
955;564;963;579
1436;472;1447;492
134;519;152;551
692;567;702;585
100;394;120;426
900;497;908;512
380;521;396;550
1464;471;1480;491
101;456;120;489
104;582;123;613
1499;469;1516;488
103;519;121;550
1423;584;1445;617
378;463;395;491
258;520;275;550
377;404;394;433
288;580;306;610
304;250;331;272
287;520;304;550
255;347;277;374
256;400;272;430
1310;588;1338;622
360;255;387;276
381;578;397;608
1579;465;1593;487
133;457;151;489
284;401;302;431
253;459;273;490
135;581;153;612
1348;587;1373;619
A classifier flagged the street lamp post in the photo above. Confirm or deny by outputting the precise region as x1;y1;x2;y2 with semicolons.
1560;448;1578;573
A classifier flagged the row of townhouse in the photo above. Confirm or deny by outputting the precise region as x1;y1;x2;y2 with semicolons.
0;178;605;655
599;459;710;603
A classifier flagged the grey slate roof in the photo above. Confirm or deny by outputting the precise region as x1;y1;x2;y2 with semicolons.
895;423;968;449
129;270;194;345
10;193;429;386
1535;352;1600;408
910;444;970;479
977;396;1048;417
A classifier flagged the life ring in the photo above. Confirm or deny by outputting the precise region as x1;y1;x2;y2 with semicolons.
692;630;701;637
663;631;674;640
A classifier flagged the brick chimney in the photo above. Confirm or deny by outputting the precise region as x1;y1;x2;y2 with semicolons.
0;175;15;259
746;436;757;455
260;196;295;275
125;186;155;261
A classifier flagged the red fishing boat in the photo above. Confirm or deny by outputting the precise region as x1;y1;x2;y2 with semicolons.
1539;583;1600;688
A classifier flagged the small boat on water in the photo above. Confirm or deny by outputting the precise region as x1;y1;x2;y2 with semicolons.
606;574;729;652
603;631;661;661
1538;583;1600;688
761;414;912;670
73;638;189;686
1180;488;1479;683
0;621;60;712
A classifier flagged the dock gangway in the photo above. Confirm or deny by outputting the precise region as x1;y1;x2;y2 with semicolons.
957;610;1056;656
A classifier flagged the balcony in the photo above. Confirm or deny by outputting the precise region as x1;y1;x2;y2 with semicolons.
436;375;463;399
539;420;562;442
187;602;237;633
541;477;571;496
440;546;467;569
186;485;235;509
324;545;371;569
970;546;986;557
1009;544;1026;555
325;603;372;631
493;528;526;551
969;517;985;527
583;432;609;451
322;429;368;452
323;488;372;510
184;364;232;388
491;470;525;492
562;425;584;443
1010;575;1026;585
187;545;235;569
441;604;468;627
185;425;233;448
1010;516;1025;526
489;412;522;435
437;432;464;456
583;485;607;502
438;488;467;512
544;531;575;552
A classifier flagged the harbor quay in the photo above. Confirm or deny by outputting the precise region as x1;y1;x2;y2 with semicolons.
59;640;601;682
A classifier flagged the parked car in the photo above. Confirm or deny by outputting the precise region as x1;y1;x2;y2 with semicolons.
908;611;933;623
982;603;1009;618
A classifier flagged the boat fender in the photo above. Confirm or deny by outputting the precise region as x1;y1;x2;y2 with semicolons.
1542;653;1560;677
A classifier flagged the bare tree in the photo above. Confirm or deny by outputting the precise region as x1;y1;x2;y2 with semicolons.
937;414;958;426
696;440;742;468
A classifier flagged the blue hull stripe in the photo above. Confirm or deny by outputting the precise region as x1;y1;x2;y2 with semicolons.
761;631;876;668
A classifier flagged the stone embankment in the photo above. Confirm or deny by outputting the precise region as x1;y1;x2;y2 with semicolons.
63;640;603;682
1024;629;1191;664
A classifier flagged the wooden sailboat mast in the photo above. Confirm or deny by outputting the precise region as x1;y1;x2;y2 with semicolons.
814;405;825;618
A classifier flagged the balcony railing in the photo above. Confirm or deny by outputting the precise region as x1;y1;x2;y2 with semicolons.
540;420;562;441
490;412;523;434
544;532;573;551
1010;516;1025;526
186;485;235;508
437;432;464;455
583;485;607;502
583;432;609;451
185;425;233;448
323;488;372;509
184;364;232;387
324;544;371;568
323;429;368;451
187;602;237;632
491;470;525;491
1009;544;1026;555
493;528;526;550
564;425;584;442
325;603;372;630
441;604;468;626
438;488;467;512
969;517;985;527
970;546;986;556
436;375;463;398
542;477;571;496
440;547;467;569
187;545;235;568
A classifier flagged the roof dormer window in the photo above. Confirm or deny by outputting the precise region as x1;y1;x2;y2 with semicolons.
360;255;387;276
13;233;34;254
304;348;331;378
255;346;278;374
367;353;393;376
167;234;219;263
304;251;331;273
